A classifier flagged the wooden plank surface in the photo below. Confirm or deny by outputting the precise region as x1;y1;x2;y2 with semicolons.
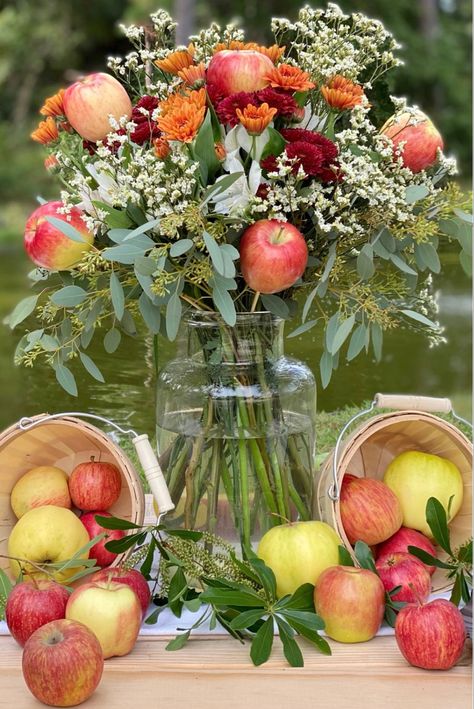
0;634;471;709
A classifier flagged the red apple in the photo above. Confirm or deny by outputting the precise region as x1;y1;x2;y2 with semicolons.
206;50;274;99
69;457;122;511
381;109;444;173
66;580;142;658
239;219;308;294
340;474;403;546
314;566;385;643
22;619;103;706
395;598;466;670
375;551;431;603
24;200;94;271
79;511;125;568
6;580;70;647
376;526;437;575
90;566;151;618
63;72;132;142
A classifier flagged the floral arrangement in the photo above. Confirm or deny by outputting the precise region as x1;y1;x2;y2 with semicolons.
9;3;470;396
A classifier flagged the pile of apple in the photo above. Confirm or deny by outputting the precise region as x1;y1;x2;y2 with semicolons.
5;457;151;706
258;449;467;671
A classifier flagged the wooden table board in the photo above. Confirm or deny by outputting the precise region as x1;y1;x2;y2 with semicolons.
0;634;471;709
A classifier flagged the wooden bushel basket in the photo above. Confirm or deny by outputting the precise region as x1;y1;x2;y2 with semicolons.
317;394;472;594
0;413;146;581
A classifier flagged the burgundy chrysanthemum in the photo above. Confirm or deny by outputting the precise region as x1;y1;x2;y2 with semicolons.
130;95;161;144
260;155;278;172
285;141;325;176
261;128;340;182
216;92;259;127
256;88;297;118
281;128;339;161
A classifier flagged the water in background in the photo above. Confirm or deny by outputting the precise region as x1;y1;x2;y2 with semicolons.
0;247;471;436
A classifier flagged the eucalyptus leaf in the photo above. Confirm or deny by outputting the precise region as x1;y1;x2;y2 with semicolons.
104;327;121;353
210;275;236;326
347;324;367;361
8;295;39;329
40;334;60;351
302;285;318;323
166;286;182;341
120;309;137;336
357;244;375;280
102;235;155;264
390;253;417;275
287;319;317;338
453;208;474;224
122;218;160;241
405;184;430;204
319;349;333;389
79;352;105;383
108;228;134;243
204;231;225;275
329;315;355;355
51;286;88;308
321;244;336;281
45;216;89;243
250;616;274;666
170;239;194;257
459;251;472;276
414;243;441;273
325;312;339;352
54;364;78;397
139;292;161;334
110;273;125;320
401;309;438;329
371;322;383;361
135;255;158;275
260;294;290;319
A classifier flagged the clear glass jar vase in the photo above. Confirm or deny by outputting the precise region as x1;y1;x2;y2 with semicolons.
155;311;316;552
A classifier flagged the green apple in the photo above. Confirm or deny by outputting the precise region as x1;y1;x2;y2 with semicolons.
8;505;90;583
257;520;341;597
383;450;463;537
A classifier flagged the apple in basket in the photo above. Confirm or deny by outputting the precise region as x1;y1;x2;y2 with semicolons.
375;552;431;603
206;49;274;99
66;580;142;658
239;219;308;294
90;566;151;618
24;200;93;271
63;72;132;142
314;566;386;643
339;474;403;546
395;598;466;670
6;580;70;647
79;511;125;568
376;527;437;575
10;465;71;518
383;450;464;538
380;109;443;173
68;457;122;511
22;619;104;707
257;520;341;597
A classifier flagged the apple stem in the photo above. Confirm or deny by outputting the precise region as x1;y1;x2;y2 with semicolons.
408;582;425;606
250;291;260;313
269;511;293;525
90;455;95;463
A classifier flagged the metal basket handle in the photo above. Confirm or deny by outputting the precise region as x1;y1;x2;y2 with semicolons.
328;394;472;503
18;412;175;518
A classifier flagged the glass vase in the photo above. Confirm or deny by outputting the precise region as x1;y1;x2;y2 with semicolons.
155;311;316;552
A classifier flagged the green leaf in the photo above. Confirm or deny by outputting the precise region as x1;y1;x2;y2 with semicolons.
166;631;191;651
194;111;220;183
407;546;453;570
249;558;277;600
109;272;125;320
135;255;158;275
319;349;333;389
285;617;331;655
41;334;59;351
261;126;286;161
325;312;339;352
371;322;383;361
280;609;325;631
0;568;13;616
405;184;430;204
51;286;88;308
102;235;154;264
200;587;266;607
390;253;417;275
54;364;78;397
79;352;105;383
453;208;473;224
204;231;225;275
166;529;204;541
229;609;266;630
104;531;146;554
276;617;304;667
357;245;375;280
347;324;367;361
250;616;274;666
338;545;355;566
139;293;161;334
425;497;453;555
140;538;156;579
401;309;438;329
93;201;133;229
329;315;355;355
449;575;463;607
122;219;160;242
166;283;182;341
210;275;236;326
460;251;472;277
144;607;164;625
170;239;194;257
276;584;315;612
320;244;337;282
8;295;39;329
126;203;147;226
94;515;143;530
354;541;377;572
414;243;441;273
168;567;188;615
183;598;202;613
287;319;317;338
260;294;290;319
120;309;137;336
104;327;121;354
45;216;88;243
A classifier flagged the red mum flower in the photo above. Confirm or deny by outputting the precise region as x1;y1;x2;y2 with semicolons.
256;88;297;118
285;141;324;176
261;129;340;183
130;95;161;144
216;92;258;127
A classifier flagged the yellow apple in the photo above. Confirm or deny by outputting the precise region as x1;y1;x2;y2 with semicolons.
65;581;142;658
383;450;464;537
10;465;71;519
257;520;342;597
8;505;90;583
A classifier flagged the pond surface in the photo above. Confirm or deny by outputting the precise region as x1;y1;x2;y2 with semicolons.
0;246;471;438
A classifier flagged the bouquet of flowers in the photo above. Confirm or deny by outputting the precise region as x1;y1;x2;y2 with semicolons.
9;4;470;546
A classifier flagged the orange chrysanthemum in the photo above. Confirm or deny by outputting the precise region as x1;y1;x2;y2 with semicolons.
153;137;171;159
158;103;206;143
320;75;365;111
40;89;65;117
31;117;59;144
215;142;226;160
158;87;206;118
257;44;286;63
178;63;206;87
155;49;194;75
263;64;315;92
235;102;277;135
44;154;59;171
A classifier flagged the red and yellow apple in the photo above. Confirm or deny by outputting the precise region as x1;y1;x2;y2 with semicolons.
69;458;122;511
339;474;403;546
6;580;70;647
10;465;71;519
63;72;132;142
395;598;466;670
65;580;142;658
314;566;385;643
257;520;341;597
80;511;125;568
8;505;90;584
381;109;443;173
383;450;464;537
206;50;274;99
239;219;308;294
24;201;93;271
376;526;437;575
22;619;103;706
90;566;151;618
375;551;431;603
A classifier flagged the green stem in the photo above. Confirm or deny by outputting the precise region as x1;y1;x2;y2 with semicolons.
184;399;213;528
206;439;221;538
287;436;312;499
238;436;251;552
288;483;311;520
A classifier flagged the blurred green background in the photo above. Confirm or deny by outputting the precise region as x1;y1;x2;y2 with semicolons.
0;0;471;435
